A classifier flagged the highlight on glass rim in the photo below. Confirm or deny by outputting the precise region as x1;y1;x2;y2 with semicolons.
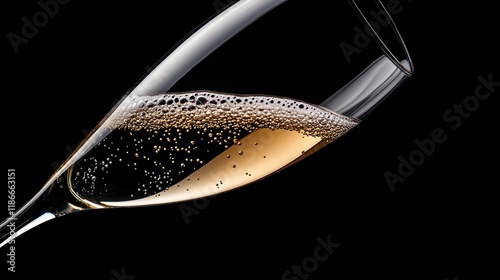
1;0;413;248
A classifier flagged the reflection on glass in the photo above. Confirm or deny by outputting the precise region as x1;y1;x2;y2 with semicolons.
1;0;413;247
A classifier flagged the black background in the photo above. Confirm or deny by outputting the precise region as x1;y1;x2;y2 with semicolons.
2;0;497;279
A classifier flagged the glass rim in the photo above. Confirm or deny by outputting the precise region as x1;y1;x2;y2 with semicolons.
349;0;414;76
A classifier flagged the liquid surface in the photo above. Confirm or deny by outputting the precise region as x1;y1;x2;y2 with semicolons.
68;91;359;207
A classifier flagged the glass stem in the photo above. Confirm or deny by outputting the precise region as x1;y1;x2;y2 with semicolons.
0;181;88;249
0;194;55;248
0;184;56;248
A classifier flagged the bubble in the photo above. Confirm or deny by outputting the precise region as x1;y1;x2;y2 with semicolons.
196;97;208;105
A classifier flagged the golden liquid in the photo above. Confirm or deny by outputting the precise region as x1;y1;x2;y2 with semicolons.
68;91;359;207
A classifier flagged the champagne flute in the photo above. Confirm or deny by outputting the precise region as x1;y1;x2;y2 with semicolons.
1;0;413;248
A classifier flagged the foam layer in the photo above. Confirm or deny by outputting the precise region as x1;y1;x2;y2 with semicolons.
110;91;359;141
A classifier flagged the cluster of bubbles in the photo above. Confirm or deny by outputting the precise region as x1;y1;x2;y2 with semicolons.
71;91;359;202
110;91;359;140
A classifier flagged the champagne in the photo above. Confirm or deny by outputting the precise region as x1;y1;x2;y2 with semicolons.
67;91;359;207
